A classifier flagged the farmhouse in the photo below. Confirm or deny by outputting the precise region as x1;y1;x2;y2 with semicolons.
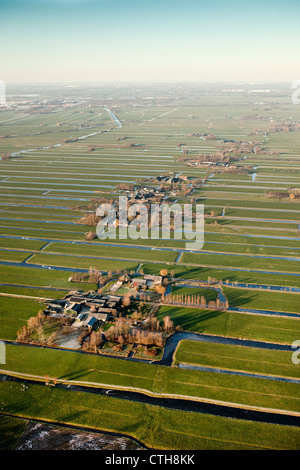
73;313;87;327
144;274;162;286
110;280;123;292
86;316;99;331
94;312;108;322
132;279;147;289
77;313;87;322
69;303;83;314
44;292;122;324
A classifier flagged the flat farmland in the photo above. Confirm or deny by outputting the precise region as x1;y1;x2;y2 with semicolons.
157;305;300;344
174;340;300;379
1;381;299;450
143;262;300;287
1;85;300;450
2;344;300;413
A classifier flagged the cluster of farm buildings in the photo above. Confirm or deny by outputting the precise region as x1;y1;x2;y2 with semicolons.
44;274;163;332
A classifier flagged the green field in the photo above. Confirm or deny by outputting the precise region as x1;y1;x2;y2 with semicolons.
0;297;45;340
157;305;300;344
0;265;97;291
29;253;139;272
43;241;179;263
181;252;300;274
2;344;300;413
1;382;299;450
174;340;300;378
223;287;300;313
143;262;300;287
0;415;27;450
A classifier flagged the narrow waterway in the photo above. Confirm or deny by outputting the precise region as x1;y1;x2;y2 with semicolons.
1;372;299;427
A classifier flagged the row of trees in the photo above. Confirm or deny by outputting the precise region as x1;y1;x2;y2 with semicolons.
16;310;75;345
82;330;104;352
143;315;174;333
105;314;175;347
71;268;159;287
77;213;101;226
265;189;300;200
105;321;165;347
71;267;114;284
71;266;172;287
250;119;300;136
162;293;229;310
16;310;47;341
1;153;11;160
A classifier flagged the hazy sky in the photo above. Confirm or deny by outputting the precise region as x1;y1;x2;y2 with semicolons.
0;0;299;83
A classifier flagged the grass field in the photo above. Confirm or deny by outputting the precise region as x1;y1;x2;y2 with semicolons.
2;344;300;413
223;287;300;313
143;262;300;287
157;305;300;344
181;252;300;274
171;285;219;301
0;265;97;291
43;241;179;262
29;253;139;272
0;297;45;340
0;415;27;450
1;382;299;449
174;340;300;378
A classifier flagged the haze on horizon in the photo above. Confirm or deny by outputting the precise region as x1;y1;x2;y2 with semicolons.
1;0;300;84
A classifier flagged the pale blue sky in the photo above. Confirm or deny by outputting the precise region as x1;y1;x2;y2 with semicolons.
0;0;299;83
